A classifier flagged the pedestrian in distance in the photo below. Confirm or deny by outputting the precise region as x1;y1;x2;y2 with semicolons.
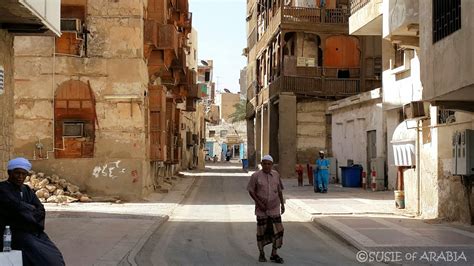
247;155;285;263
0;157;65;266
315;151;330;193
226;148;232;162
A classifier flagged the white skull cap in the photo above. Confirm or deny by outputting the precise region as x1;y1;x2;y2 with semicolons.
319;150;325;154
262;155;273;162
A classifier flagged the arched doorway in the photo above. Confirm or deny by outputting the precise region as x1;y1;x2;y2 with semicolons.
54;80;96;158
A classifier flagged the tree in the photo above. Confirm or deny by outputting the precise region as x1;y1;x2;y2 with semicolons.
229;99;246;123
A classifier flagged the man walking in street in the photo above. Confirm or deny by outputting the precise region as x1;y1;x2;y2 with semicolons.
247;155;285;263
315;151;330;193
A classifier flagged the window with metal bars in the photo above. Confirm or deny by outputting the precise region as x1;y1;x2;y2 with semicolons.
432;0;461;43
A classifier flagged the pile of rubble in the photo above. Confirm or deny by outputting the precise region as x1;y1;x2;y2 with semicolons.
24;172;92;204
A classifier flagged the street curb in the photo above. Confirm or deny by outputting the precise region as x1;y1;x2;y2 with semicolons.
284;196;410;253
126;176;197;266
126;215;170;266
311;216;365;251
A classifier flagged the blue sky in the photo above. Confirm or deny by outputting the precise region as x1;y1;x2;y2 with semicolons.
189;0;247;93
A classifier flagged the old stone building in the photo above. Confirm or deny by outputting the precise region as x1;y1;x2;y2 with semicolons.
12;0;203;200
0;1;60;180
245;0;381;177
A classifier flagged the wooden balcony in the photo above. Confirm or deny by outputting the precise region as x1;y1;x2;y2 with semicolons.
269;76;362;98
282;6;349;25
350;0;371;14
144;21;179;56
171;48;186;72
187;84;199;99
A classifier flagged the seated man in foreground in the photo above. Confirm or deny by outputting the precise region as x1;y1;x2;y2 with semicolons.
0;157;65;266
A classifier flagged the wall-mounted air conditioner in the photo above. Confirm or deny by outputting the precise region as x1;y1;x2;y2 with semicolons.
403;101;426;119
61;18;82;32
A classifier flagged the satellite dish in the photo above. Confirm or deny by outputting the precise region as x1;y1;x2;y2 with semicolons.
224;89;231;93
200;60;208;66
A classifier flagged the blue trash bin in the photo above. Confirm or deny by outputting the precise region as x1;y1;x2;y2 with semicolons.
340;165;363;187
242;159;249;170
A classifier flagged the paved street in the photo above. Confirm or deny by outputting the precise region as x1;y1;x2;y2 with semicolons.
135;165;360;265
42;163;474;265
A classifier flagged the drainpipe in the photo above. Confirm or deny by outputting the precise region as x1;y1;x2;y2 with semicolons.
416;119;421;216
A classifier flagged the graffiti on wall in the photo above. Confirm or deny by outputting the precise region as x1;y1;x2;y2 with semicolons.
92;160;126;179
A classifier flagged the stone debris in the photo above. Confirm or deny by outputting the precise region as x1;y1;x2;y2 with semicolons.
24;171;90;204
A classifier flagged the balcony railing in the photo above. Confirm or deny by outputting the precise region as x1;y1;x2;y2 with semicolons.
282;7;349;24
269;76;361;97
350;0;371;14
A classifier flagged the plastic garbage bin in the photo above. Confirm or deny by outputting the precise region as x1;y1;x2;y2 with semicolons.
242;159;249;170
340;165;363;187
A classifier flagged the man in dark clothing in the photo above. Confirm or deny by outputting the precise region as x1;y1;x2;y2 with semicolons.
0;157;65;266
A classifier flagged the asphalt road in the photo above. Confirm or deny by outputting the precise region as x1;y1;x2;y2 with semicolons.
136;165;361;265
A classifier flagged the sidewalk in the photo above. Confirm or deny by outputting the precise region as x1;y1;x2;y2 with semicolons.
44;176;195;266
283;179;474;264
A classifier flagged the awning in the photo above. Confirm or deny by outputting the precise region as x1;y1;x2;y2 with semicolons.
391;120;417;166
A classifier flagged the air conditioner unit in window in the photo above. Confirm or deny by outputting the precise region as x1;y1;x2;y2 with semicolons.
403;101;426;119
61;18;82;32
63;122;84;137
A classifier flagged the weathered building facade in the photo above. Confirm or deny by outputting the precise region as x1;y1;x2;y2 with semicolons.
350;0;474;224
419;0;474;224
12;0;202;200
0;1;60;179
245;0;381;177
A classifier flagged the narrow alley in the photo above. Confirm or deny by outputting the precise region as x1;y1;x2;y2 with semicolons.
135;164;358;265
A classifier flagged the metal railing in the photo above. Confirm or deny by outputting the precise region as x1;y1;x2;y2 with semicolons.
350;0;371;14
282;6;349;24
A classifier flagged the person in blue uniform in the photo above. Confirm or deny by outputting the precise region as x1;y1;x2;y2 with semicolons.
315;151;330;193
0;157;65;266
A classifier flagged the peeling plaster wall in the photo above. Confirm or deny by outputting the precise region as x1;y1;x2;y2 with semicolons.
296;100;329;164
433;112;474;223
12;1;151;200
0;30;14;180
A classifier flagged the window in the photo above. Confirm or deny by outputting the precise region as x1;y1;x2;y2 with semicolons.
433;0;461;43
438;109;456;124
209;130;216;137
56;5;86;56
220;130;228;137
